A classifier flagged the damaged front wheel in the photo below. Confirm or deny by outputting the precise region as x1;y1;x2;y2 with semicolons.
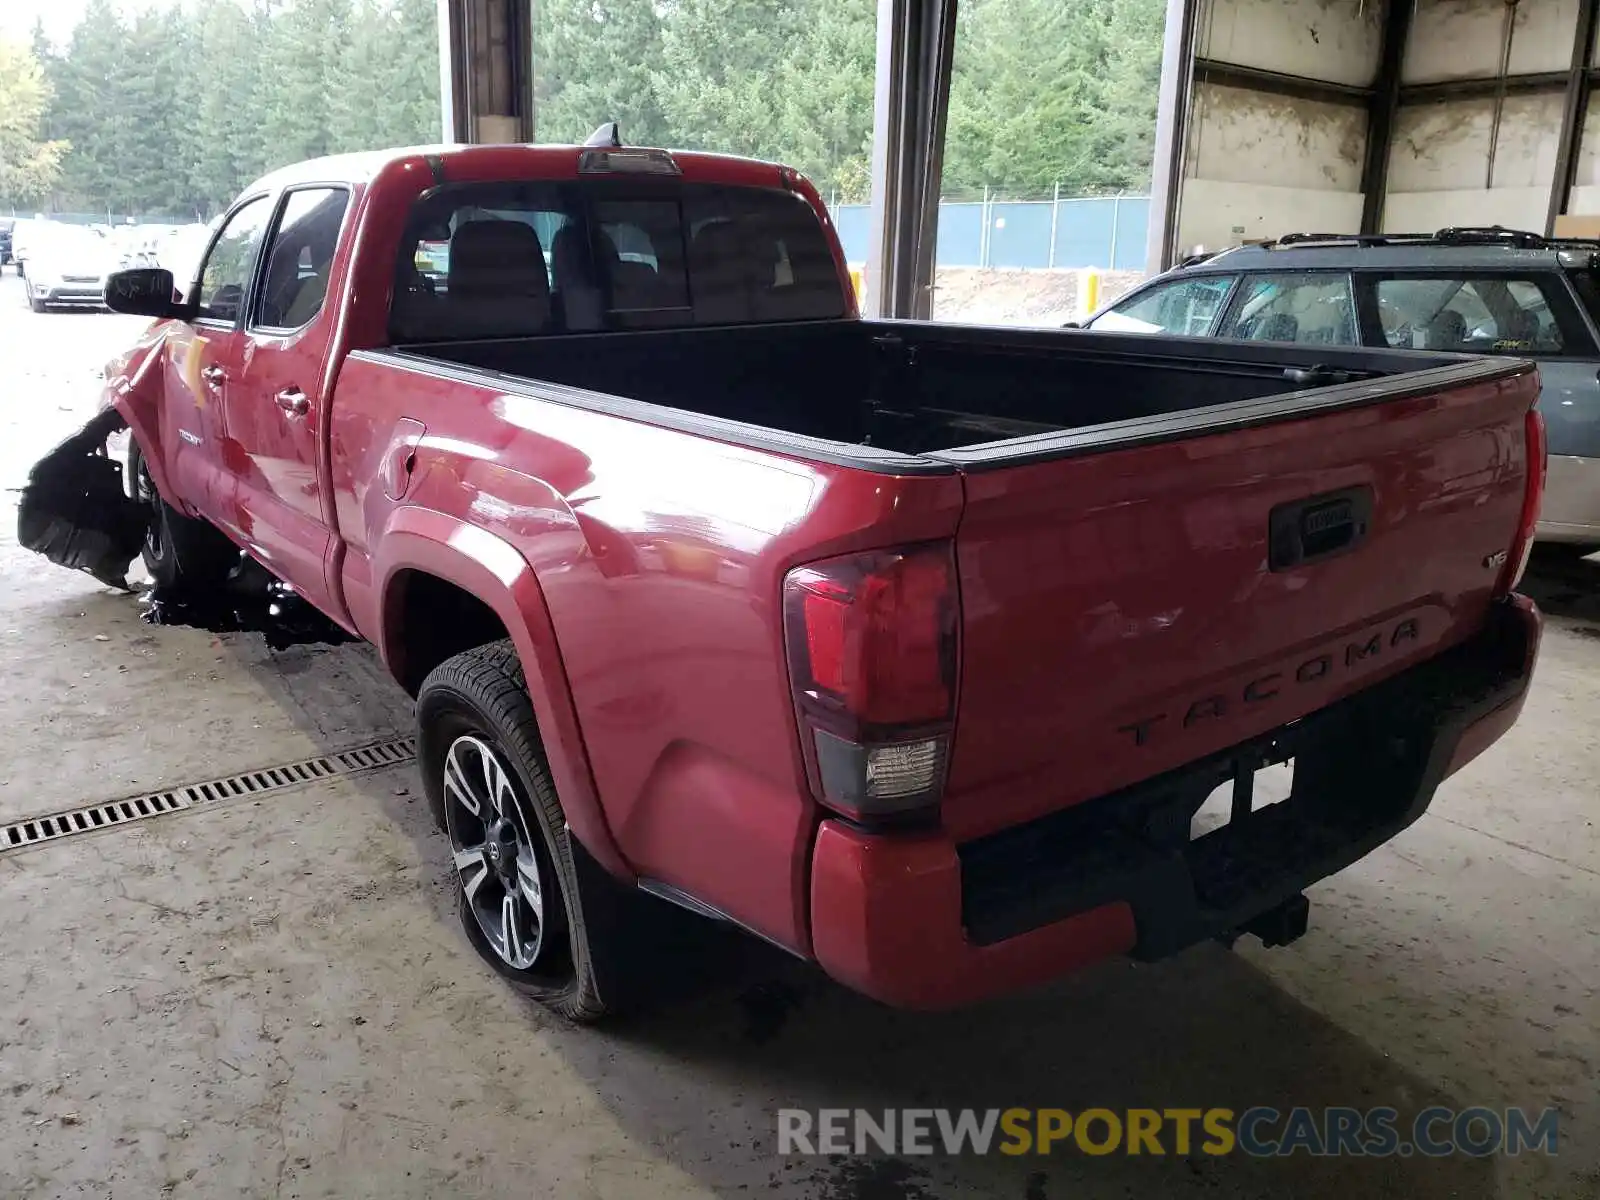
129;445;236;592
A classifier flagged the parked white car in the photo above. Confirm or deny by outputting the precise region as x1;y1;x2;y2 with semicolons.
24;225;119;312
10;218;48;277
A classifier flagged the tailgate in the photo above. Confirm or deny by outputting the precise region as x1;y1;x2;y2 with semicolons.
940;360;1540;841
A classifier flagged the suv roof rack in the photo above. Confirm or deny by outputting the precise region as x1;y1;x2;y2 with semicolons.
1263;225;1600;251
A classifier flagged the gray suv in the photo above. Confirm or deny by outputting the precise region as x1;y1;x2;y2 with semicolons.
1088;227;1600;553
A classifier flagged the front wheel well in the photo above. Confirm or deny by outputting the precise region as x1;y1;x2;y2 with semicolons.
387;570;512;696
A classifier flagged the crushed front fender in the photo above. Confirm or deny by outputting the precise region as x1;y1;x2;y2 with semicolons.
17;407;147;590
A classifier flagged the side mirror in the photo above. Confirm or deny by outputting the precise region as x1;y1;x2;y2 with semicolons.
105;268;191;319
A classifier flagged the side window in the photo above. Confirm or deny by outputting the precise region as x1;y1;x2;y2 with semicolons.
1220;273;1357;345
196;197;273;324
1089;276;1237;336
255;188;350;330
1375;276;1567;355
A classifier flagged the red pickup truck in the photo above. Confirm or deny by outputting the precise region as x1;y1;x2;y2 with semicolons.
44;139;1543;1020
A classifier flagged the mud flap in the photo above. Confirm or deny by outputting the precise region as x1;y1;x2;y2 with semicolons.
16;408;147;591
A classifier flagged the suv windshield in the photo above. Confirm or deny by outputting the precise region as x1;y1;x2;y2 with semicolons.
390;181;846;342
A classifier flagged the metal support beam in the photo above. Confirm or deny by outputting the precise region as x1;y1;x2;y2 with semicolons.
1548;0;1600;233
438;0;534;144
1147;0;1199;272
1399;71;1568;106
1193;59;1372;108
864;0;958;319
1360;0;1413;233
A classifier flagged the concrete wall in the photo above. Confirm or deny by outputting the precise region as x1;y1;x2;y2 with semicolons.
1178;82;1367;250
1178;178;1365;248
1570;117;1600;211
1383;89;1563;232
1405;0;1578;82
1178;0;1379;252
1196;0;1380;86
1169;0;1596;254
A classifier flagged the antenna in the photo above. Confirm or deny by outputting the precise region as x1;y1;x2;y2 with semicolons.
584;122;622;148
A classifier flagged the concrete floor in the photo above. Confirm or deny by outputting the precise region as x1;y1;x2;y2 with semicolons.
0;271;1596;1200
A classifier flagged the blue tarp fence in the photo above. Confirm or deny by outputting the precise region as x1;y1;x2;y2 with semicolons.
829;195;1148;270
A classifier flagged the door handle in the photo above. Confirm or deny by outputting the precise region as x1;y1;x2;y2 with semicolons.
200;366;226;386
274;387;309;416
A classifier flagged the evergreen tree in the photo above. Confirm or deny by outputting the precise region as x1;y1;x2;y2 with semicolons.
50;0;133;212
114;9;194;215
0;39;69;206
184;0;263;211
533;0;669;148
252;0;349;172
24;0;1168;215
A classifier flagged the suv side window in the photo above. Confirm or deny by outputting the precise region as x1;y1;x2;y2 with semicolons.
1219;272;1357;345
196;197;273;325
255;187;350;330
1372;276;1568;354
1089;275;1236;336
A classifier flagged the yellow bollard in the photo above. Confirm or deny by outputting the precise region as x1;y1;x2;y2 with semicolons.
1078;268;1102;321
849;266;864;304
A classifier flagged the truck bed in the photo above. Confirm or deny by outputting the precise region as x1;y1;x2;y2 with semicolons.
391;320;1490;463
362;320;1537;850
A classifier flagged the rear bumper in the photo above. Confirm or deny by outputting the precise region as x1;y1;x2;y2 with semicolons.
1537;454;1600;544
810;594;1541;1009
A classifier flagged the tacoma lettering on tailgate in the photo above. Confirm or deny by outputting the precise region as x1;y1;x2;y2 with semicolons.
1117;618;1421;747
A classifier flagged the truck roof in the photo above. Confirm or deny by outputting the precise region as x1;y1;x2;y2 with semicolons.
244;143;796;195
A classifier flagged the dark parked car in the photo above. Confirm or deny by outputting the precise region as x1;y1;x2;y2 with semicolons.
1088;228;1600;553
0;219;13;268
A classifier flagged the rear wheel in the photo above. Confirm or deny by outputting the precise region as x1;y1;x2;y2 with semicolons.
28;297;45;314
417;641;608;1022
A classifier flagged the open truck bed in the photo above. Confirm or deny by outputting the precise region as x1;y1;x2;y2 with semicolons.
388;319;1498;460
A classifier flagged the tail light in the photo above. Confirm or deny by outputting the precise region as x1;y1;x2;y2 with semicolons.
782;542;958;824
1500;407;1546;594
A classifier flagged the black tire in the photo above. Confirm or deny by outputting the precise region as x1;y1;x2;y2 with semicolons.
1548;542;1600;560
29;297;45;314
132;448;237;591
417;641;608;1022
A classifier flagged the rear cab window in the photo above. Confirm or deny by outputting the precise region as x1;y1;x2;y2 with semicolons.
1365;274;1584;355
389;179;846;343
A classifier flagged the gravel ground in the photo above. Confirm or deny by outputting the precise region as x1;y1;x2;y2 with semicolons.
0;270;1597;1199
932;267;1146;326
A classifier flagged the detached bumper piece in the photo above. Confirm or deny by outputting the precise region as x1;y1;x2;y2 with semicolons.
959;596;1541;959
17;408;146;590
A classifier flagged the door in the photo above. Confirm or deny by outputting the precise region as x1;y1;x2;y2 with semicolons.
221;186;352;621
1360;268;1600;540
161;195;274;529
1360;269;1600;461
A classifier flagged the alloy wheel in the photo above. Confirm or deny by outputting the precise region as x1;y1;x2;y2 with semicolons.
442;734;545;969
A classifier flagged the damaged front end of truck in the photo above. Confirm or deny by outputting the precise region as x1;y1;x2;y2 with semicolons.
16;406;147;591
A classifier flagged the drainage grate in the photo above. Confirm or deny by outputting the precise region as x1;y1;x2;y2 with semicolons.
0;736;416;855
